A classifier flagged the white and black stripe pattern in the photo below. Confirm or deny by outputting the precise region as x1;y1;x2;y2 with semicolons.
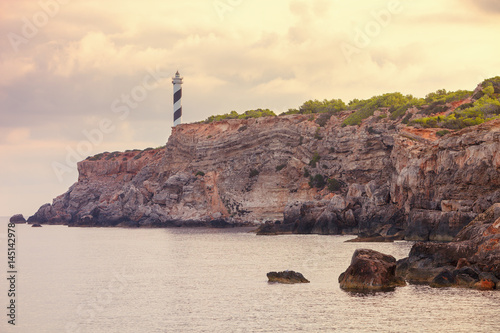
172;71;183;126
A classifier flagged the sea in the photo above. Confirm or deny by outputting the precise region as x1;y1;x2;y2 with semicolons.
1;217;499;333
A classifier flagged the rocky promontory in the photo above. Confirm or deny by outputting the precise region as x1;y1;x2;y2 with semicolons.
396;203;500;290
28;83;499;241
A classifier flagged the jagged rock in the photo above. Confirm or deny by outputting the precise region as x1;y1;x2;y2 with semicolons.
405;209;476;242
9;214;26;224
267;271;310;284
339;249;406;291
397;204;500;290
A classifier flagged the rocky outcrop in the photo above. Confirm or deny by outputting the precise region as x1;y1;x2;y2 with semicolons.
267;271;310;284
345;230;405;243
396;204;500;290
28;98;500;237
338;249;406;291
10;214;26;223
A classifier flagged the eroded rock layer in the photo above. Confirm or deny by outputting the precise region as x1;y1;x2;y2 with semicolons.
29;112;500;238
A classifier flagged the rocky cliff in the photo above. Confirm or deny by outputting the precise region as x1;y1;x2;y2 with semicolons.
29;102;500;239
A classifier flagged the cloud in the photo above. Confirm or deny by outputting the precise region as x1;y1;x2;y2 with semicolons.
468;0;500;13
1;0;500;216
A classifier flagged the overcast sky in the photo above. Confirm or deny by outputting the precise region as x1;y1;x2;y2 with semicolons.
0;0;499;217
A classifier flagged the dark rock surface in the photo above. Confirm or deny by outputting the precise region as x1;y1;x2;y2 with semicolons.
9;214;26;224
31;224;42;227
339;249;406;291
396;204;500;290
345;230;405;243
267;271;310;284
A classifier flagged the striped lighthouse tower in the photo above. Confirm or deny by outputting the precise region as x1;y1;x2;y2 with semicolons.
172;71;183;126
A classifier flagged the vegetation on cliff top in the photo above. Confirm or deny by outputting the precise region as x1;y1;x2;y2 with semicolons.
201;77;499;130
202;109;276;123
411;78;500;129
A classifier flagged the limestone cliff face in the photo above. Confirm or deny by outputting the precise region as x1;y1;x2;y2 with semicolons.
29;112;500;239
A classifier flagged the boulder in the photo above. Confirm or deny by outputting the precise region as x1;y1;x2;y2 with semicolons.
9;214;26;224
339;249;406;291
267;270;310;284
31;224;42;227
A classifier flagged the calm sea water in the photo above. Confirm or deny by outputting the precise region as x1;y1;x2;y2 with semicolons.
1;218;499;333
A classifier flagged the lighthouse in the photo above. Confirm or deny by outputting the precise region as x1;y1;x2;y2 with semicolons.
172;71;183;126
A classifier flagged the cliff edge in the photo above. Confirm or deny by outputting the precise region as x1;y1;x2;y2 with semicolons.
29;99;500;239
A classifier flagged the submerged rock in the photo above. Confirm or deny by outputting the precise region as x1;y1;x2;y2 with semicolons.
339;249;406;291
267;271;310;284
9;214;26;224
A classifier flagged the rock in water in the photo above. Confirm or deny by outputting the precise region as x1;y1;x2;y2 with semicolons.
396;203;500;290
267;271;310;284
9;214;26;224
31;224;42;228
339;249;406;291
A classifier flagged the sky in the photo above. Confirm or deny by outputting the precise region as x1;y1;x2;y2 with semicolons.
0;0;499;217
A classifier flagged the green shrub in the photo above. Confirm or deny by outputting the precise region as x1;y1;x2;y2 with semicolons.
204;109;276;123
420;100;447;116
343;92;422;127
316;113;332;127
303;167;310;178
314;128;323;140
195;171;205;177
483;86;495;97
275;164;286;172
436;130;450;137
88;153;105;161
309;174;326;188
309;152;321;168
106;152;121;160
411;91;500;130
425;89;472;104
402;113;413;124
249;169;260;178
327;178;341;192
238;125;248;132
280;98;346;116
